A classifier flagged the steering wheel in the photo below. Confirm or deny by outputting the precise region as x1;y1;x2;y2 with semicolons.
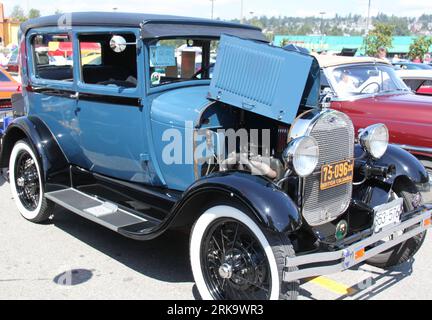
192;63;215;79
360;81;380;94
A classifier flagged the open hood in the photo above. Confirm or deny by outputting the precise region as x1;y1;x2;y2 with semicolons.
208;35;320;125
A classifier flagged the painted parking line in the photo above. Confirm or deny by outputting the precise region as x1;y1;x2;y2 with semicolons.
308;276;358;296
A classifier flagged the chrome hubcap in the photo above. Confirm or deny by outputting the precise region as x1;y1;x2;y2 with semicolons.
16;177;25;187
218;263;233;279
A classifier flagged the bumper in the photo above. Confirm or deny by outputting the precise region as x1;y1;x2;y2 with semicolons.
283;207;432;282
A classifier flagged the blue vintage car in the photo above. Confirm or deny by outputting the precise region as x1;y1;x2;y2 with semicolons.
0;12;430;300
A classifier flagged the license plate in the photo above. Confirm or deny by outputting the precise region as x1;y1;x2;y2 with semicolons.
373;198;403;233
320;159;354;190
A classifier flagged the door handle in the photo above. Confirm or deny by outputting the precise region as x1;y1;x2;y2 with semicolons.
70;92;79;100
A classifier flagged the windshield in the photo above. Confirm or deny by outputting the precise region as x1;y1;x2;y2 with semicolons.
327;64;410;98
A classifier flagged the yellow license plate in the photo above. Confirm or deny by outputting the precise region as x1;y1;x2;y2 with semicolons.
320;159;354;190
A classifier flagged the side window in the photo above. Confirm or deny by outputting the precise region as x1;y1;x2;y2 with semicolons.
149;39;218;87
79;33;137;88
31;33;73;82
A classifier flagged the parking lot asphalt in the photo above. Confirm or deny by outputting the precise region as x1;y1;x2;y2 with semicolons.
0;174;431;300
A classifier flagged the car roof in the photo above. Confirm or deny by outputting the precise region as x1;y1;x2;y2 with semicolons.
20;12;267;41
396;69;432;80
313;54;390;68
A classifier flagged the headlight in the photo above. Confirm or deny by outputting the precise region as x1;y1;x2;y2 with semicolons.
283;136;319;177
359;123;389;159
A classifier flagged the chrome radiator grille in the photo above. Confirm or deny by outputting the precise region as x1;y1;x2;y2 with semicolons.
303;111;355;226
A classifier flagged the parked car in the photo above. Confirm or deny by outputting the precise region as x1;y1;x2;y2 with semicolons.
396;69;432;96
317;55;432;178
0;67;21;110
0;12;430;300
392;61;432;70
5;49;19;74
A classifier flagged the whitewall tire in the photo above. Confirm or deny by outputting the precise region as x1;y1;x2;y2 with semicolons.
9;140;54;222
190;205;298;300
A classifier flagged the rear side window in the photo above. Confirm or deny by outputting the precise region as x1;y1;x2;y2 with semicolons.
0;70;10;82
31;33;73;82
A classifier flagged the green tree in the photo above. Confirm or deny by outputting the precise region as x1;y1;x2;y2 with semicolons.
10;5;27;22
280;38;290;47
296;23;313;35
408;36;432;61
28;9;41;19
363;22;395;56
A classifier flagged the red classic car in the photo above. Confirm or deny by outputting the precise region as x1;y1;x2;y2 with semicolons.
317;55;432;176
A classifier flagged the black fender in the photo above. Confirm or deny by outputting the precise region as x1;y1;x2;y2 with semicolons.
0;116;70;190
169;171;302;234
378;145;429;186
353;144;429;207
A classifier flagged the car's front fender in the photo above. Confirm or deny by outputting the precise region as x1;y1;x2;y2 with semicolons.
376;144;429;189
170;171;302;234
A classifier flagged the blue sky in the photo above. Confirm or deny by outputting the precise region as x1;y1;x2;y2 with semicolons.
2;0;431;19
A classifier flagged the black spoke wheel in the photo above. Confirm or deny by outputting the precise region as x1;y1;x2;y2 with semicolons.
9;139;54;223
200;218;271;300
14;150;40;211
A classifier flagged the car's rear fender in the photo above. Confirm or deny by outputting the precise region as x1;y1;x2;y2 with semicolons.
0;116;69;190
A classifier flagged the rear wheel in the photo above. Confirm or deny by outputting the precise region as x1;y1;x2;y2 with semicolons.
190;205;298;300
9;139;54;223
366;180;426;269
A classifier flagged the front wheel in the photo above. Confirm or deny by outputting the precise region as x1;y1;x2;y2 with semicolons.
9;139;54;223
190;205;298;300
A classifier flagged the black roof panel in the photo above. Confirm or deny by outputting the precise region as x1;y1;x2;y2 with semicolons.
20;12;264;40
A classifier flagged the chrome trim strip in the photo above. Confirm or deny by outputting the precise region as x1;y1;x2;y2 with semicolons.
283;209;431;282
393;143;432;154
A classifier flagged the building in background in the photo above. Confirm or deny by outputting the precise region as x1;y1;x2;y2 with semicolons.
0;3;20;47
274;35;431;57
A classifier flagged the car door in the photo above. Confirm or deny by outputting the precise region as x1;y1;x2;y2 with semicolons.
72;29;152;184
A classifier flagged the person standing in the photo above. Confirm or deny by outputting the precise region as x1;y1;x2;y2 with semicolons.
376;47;388;61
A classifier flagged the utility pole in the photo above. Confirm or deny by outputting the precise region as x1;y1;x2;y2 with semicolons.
241;0;244;24
320;12;326;51
366;0;371;35
319;11;326;35
365;0;371;55
210;0;215;20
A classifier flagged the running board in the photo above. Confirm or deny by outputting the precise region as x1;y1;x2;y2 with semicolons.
45;188;157;232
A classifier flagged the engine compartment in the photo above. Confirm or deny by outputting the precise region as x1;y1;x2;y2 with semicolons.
196;101;296;182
